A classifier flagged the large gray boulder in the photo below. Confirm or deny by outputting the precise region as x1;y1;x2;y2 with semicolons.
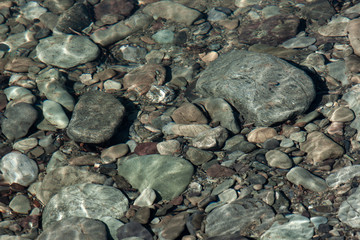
196;50;315;126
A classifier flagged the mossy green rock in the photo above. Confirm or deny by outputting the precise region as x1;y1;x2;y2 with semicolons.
118;154;194;200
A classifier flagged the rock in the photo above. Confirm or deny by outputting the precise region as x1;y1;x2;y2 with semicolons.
36;35;100;69
171;103;207;125
9;195;31;214
104;80;122;91
218;189;237;203
43;0;74;14
42;183;129;229
263;138;280;150
68;154;101;166
90;12;153;46
101;144;129;164
347;18;360;57
152;29;175;44
260;214;314;240
328;106;355;122
265;150;293;169
286;167;327;192
143;1;201;26
159;212;187;240
4;57;45;73
327;60;348;86
196;50;315;126
326;165;360;188
4;86;35;105
343;84;360;140
206;164;235;178
123;64;166;96
117;222;153;240
133;142;158;156
145;85;175;104
99;216;124;240
299;131;344;163
302;0;335;24
281;36;316;49
118;154;194;200
185;147;214;166
163;123;211;137
327;121;344;135
205;199;275;238
37;217;109;240
39;166;107;204
191;126;228;150
344;3;360;18
318;16;350;37
67;91;125;143
247;127;277;143
20;1;47;21
280;138;294;148
0;152;38;186
134;187;157;207
289;131;307;143
36;68;75;111
55;3;92;34
13;138;37;152
157;140;181;156
120;45;147;63
193;97;240;134
2;103;37;141
94;0;134;24
42;100;69;129
338;187;360;228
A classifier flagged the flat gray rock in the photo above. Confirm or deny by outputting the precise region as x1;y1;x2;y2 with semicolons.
36;35;99;69
37;217;109;240
326;165;360;188
338;187;360;228
286;167;327;192
67;91;125;143
196;50;315;126
42;183;129;229
118;154;194;200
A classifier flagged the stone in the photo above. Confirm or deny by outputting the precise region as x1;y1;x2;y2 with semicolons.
218;189;237;203
118;154;194;200
54;3;92;34
289;131;307;143
13;138;37;152
133;142;158;156
280;138;294;148
134;187;157;207
281;36;316;49
299;131;344;163
302;0;335;24
120;45;147;63
20;1;47;21
344;3;360;18
347;18;360;57
318;16;350;37
286;167;327;192
328;106;355;122
36;68;75;111
4;86;35;105
39;166;107;204
205;199;275;238
123;64;166;96
2;103;37;141
67;91;125;143
37;217;109;240
145;85;175;104
171;103;207;125
206;164;235;178
193;97;240;134
159;213;187;239
152;29;175;44
186;147;214;166
90;12;153;46
191;126;228;150
104;80;122;91
143;1;201;26
4;57;45;73
163;123;211;137
247;128;277;143
343;84;360;140
42;100;69;129
338;187;360;228
263;138;280;150
0;152;38;186
265;150;293;169
196;50;315;126
260;214;314;240
42;183;129;229
36;35;100;69
9;195;31;214
117;222;152;240
326;165;360;188
327;121;344;135
99;216;124;240
94;0;134;23
43;0;74;14
68;154;102;166
101;144;129;164
156;140;181;156
327;60;348;86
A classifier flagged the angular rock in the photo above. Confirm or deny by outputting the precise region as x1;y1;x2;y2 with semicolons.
265;150;293;169
134;187;157;207
42;183;129;229
39;165;107;204
318;16;350;37
247;127;277;143
156;140;181;156
299;131;344;163
0;152;38;186
205;199;275;238
118;154;194;200
2;103;37;140
196;50;315;126
286;167;327;192
326;165;360;188
338;187;360;228
67;91;125;143
186;147;214;166
36;68;75;111
117;222;152;240
42;100;69;129
55;3;92;34
36;35;100;69
143;1;201;26
37;217;109;240
9;195;31;214
191;126;228;150
171;102;207;124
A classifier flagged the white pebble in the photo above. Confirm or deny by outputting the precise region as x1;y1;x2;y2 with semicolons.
42;100;69;129
104;80;122;91
13;138;38;152
133;187;156;207
4;86;36;104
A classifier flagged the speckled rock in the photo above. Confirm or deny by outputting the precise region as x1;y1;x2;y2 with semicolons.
338;187;360;228
191;126;228;150
265;150;293;169
42;100;69;129
326;165;360;188
286;167;327;192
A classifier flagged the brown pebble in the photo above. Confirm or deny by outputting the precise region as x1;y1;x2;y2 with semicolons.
134;142;159;155
206;164;235;178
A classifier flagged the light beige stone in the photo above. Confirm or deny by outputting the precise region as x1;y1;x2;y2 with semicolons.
328;106;355;122
347;18;360;56
247;127;277;143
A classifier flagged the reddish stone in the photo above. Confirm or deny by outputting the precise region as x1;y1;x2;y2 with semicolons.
170;195;183;205
206;164;235;178
94;0;134;21
134;142;159;156
0;92;7;111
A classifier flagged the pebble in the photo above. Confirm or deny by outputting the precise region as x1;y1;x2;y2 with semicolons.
103;80;122;91
185;147;213;165
20;1;47;22
152;29;175;44
318;16;350;36
4;86;35;105
120;45;147;63
326;165;360;188
328;106;355;122
13;138;37;152
280;138;294;148
99;216;124;240
289;131;307;143
134;187;157;207
281;36;316;49
347;18;360;57
191;126;228;150
265;150;293;169
0;152;38;186
263;138;280;150
9;195;31;214
286;167;328;192
42;100;69;129
247;127;278;143
101;144;129;164
171;102;207;124
218;189;237;203
156;139;181;156
327;60;348;86
163;123;210;137
117;221;153;240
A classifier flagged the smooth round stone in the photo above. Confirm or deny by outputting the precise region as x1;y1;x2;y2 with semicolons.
191;126;228;150
101;144;129;164
42;100;69;129
104;80;122;91
207;8;228;22
286;167;327;192
120;45;147;63
328;106;355;122
13;138;38;152
171;102;208;125
152;30;175;44
318;16;350;37
157;140;181;155
117;222;153;240
218;189;237;203
261;5;281;19
42;183;129;229
36;35;100;69
304;123;320;132
281;36;316;49
133;187;157;207
9;195;31;214
0;152;38;186
247;127;277;143
20;1;47;21
265;150;293;169
43;0;74;14
37;217;109;240
212;179;235;196
289;131;307;143
263;138;280;150
4;86;36;104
